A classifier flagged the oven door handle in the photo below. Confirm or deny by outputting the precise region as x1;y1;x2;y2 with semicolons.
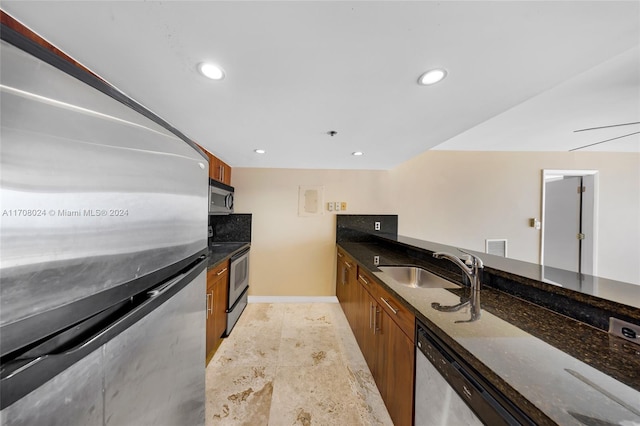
226;286;249;313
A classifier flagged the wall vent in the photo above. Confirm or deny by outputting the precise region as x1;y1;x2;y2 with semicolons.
486;239;508;257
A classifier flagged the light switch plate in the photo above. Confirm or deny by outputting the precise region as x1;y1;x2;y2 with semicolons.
335;202;341;211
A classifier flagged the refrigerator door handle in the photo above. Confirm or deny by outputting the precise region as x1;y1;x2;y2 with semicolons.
147;273;186;298
65;264;203;356
147;255;206;298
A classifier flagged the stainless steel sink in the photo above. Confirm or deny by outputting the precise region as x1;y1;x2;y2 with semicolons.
378;266;459;289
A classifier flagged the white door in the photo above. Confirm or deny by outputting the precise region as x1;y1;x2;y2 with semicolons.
542;171;596;277
544;176;582;272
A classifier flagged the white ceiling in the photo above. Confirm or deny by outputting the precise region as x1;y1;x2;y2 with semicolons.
3;1;639;170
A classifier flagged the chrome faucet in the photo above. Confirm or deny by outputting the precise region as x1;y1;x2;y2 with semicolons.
432;290;482;323
431;250;484;322
432;249;483;293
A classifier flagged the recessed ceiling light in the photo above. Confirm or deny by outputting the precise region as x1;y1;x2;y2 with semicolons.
254;149;266;154
418;69;447;85
352;151;364;156
198;62;225;80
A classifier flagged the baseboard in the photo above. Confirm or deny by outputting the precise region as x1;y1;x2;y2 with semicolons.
247;296;339;304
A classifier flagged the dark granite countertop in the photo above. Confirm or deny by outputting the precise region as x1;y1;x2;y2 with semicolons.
338;241;640;426
207;242;250;269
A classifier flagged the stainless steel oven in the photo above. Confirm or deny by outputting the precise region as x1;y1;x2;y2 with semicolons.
226;247;249;335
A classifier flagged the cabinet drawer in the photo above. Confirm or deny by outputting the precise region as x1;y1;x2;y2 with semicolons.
357;267;376;296
375;281;415;343
208;260;229;281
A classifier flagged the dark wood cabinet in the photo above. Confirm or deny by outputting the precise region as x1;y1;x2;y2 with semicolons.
195;143;232;186
335;251;415;426
206;260;229;365
380;307;414;426
210;157;232;186
336;250;348;308
336;249;358;336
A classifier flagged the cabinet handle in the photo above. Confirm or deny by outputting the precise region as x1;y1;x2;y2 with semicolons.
216;267;228;276
373;306;379;334
369;302;373;329
218;165;224;181
337;252;344;258
380;297;398;315
206;293;213;318
345;261;353;269
358;274;369;285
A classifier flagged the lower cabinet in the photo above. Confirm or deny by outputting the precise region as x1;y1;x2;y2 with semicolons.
206;261;229;365
336;248;359;338
335;250;415;426
381;308;414;426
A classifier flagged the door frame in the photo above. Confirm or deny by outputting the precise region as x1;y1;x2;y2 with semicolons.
540;169;599;277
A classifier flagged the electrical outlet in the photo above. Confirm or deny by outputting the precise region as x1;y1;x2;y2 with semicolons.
373;255;380;265
335;202;341;212
374;222;381;231
341;202;347;211
327;202;334;212
609;317;640;346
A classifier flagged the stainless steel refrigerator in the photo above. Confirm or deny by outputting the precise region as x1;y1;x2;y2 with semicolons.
1;23;207;426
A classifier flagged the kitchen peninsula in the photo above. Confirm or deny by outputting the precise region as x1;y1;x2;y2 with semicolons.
336;215;640;426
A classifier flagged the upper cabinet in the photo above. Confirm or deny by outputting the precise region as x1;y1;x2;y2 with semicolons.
209;155;232;186
196;144;232;186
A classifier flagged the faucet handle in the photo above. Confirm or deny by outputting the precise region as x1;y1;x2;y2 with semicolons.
457;248;484;268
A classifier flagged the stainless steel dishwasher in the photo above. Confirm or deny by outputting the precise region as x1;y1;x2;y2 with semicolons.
414;321;533;426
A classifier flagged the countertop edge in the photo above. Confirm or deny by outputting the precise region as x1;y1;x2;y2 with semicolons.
207;243;250;269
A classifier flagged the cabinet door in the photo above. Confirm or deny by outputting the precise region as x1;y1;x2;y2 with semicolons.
212;269;229;341
381;310;414;426
336;251;357;332
336;251;348;307
206;261;229;364
219;161;232;185
205;281;216;363
351;275;366;348
209;156;232;184
361;289;382;386
344;258;358;336
208;155;219;181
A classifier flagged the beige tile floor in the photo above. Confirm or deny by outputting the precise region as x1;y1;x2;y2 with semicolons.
205;303;394;425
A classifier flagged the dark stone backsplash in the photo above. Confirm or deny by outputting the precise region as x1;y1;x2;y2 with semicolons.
209;213;252;243
336;214;398;242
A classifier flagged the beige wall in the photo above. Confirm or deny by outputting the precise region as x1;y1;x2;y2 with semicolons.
389;151;640;284
232;168;394;296
232;152;638;296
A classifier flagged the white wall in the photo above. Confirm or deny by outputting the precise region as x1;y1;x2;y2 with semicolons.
389;151;640;284
232;168;394;296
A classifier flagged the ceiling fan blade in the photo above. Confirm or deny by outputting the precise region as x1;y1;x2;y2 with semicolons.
569;131;640;151
574;121;640;133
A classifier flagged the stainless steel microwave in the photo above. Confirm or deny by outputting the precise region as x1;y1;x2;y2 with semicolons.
209;179;234;214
